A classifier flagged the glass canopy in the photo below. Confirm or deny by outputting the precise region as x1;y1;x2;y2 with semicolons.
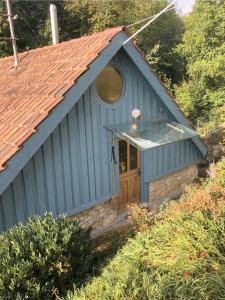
106;120;199;151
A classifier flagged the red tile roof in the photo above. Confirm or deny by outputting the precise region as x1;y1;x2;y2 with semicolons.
0;26;126;171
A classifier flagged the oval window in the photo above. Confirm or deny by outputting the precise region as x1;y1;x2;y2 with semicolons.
95;65;124;104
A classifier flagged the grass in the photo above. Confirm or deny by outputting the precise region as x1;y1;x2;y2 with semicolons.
67;158;225;300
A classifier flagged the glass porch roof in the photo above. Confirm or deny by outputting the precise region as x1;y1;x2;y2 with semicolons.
106;120;199;151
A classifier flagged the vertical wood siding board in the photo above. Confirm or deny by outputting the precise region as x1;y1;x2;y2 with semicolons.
163;145;167;173
1;185;17;229
178;141;182;166
77;97;90;205
192;142;197;161
160;146;164;174
171;143;176;170
33;148;48;215
139;77;144;116
100;105;110;197
0;197;6;231
129;64;134;122
74;105;85;207
152;149;157;177
121;63;128;124
12;173;26;223
114;137;120;193
168;144;172;170
23;160;37;216
42;137;57;215
60;116;74;211
97;102;105;196
67;107;81;209
52;127;66;213
21;170;28;219
107;129;112;194
90;85;102;199
32;158;39;214
144;86;148;118
84;89;97;202
104;100;114;195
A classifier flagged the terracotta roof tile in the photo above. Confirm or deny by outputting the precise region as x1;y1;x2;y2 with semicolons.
0;26;126;171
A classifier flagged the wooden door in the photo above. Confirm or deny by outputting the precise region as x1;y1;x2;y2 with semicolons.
119;140;140;212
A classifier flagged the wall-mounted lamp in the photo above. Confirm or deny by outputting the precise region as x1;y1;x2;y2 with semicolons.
131;109;141;130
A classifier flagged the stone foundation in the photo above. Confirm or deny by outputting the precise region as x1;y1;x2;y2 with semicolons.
71;164;198;232
149;164;198;206
74;195;121;231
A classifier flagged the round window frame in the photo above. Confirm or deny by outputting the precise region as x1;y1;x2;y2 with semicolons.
94;63;126;107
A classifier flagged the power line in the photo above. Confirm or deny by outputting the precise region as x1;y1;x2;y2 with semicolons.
127;7;175;28
123;0;178;45
17;11;42;45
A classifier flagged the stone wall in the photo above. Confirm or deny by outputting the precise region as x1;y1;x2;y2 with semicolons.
149;164;198;207
71;164;198;232
73;195;121;231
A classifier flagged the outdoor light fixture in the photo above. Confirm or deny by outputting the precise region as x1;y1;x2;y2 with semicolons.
131;109;141;130
132;109;141;119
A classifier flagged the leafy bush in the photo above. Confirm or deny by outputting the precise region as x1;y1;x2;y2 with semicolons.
69;160;225;300
0;213;93;300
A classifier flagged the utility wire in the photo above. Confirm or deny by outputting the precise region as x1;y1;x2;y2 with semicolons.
123;0;178;45
17;11;42;45
127;7;174;28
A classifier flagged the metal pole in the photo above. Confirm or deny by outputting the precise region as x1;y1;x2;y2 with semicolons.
50;4;59;45
5;0;19;66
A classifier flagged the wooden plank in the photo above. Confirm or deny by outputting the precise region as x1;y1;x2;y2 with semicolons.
77;97;90;205
60;116;74;211
84;89;96;202
90;84;102;199
33;148;48;215
52;126;66;213
1;185;17;229
23;159;38;216
42;137;57;215
67;106;81;209
0;198;5;232
12;173;26;223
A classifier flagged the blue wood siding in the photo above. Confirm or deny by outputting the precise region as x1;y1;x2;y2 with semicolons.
0;49;203;231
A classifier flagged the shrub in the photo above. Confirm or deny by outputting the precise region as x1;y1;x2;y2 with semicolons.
0;213;93;300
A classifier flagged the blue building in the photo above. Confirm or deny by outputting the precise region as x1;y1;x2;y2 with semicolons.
0;26;206;232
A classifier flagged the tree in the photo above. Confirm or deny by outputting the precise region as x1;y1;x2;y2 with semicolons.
175;0;225;127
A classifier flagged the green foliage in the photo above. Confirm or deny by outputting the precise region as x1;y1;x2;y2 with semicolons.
69;160;225;300
0;213;93;300
175;0;225;127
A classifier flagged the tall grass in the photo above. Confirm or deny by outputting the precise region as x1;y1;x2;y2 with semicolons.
68;159;225;300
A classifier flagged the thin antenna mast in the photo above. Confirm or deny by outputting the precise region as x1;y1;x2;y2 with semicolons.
5;0;19;66
123;0;178;45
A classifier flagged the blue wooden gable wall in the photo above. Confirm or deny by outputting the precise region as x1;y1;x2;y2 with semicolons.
0;49;203;231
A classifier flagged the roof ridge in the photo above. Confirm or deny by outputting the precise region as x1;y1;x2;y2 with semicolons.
0;26;126;64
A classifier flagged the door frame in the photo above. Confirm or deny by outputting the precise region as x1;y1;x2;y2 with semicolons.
118;139;141;208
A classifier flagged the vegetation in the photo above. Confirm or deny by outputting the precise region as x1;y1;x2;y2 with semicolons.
0;214;92;299
175;0;225;129
68;158;225;300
